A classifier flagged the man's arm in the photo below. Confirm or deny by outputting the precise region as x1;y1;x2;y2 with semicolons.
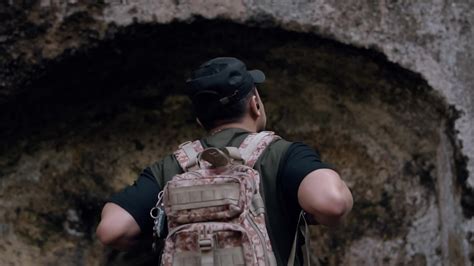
297;169;353;226
95;167;160;250
96;202;142;250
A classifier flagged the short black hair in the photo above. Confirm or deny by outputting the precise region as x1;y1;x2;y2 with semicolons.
194;87;256;131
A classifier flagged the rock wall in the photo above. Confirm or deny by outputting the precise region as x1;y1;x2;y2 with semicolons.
0;1;472;265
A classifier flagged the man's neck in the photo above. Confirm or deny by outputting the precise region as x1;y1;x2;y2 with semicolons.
209;122;257;135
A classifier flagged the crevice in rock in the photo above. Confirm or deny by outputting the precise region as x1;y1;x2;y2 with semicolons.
445;106;472;218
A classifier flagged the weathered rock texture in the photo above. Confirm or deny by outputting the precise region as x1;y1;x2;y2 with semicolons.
0;1;472;265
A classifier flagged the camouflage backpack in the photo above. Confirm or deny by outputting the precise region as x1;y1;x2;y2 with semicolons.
151;131;280;266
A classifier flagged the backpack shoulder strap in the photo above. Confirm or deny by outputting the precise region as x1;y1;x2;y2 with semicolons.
239;131;281;168
173;140;204;171
288;211;312;266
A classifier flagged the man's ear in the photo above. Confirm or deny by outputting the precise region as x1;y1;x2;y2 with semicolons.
249;95;261;118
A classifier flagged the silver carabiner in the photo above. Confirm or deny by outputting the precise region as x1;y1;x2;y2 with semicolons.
150;191;165;218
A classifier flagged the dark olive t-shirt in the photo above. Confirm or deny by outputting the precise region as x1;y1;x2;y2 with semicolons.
110;128;333;265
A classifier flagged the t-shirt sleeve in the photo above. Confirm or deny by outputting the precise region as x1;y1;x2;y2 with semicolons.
278;142;335;211
108;166;160;234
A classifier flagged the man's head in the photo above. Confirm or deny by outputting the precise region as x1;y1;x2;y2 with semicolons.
186;57;267;132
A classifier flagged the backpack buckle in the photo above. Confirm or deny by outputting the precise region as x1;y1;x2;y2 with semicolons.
198;238;214;251
178;141;192;148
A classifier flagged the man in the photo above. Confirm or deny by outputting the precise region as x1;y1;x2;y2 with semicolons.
96;57;353;265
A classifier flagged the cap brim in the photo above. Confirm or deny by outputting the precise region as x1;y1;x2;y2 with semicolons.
249;69;265;84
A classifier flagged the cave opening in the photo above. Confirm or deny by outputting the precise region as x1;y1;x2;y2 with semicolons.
0;19;466;265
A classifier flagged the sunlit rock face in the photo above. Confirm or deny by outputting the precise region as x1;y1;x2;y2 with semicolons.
0;1;472;266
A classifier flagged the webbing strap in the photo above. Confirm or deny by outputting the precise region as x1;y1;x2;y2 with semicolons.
174;140;204;171
240;131;279;168
224;147;243;162
240;132;268;162
173;254;199;265
250;193;265;215
215;247;245;265
168;183;240;211
287;211;312;266
182;144;198;167
201;249;214;266
199;236;214;266
301;213;314;266
287;213;300;266
173;247;245;266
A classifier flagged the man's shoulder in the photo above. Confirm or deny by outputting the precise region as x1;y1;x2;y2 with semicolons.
256;135;293;167
267;136;293;155
148;153;182;188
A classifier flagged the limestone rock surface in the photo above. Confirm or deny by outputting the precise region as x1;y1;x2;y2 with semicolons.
0;1;473;265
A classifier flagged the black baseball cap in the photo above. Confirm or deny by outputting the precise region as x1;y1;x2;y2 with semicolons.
186;57;265;106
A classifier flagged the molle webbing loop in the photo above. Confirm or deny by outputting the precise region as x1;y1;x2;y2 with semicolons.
174;140;204;171
173;246;245;266
250;193;266;216
168;182;240;212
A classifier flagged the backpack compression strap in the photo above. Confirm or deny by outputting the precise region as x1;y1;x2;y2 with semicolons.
239;131;280;168
174;140;204;171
